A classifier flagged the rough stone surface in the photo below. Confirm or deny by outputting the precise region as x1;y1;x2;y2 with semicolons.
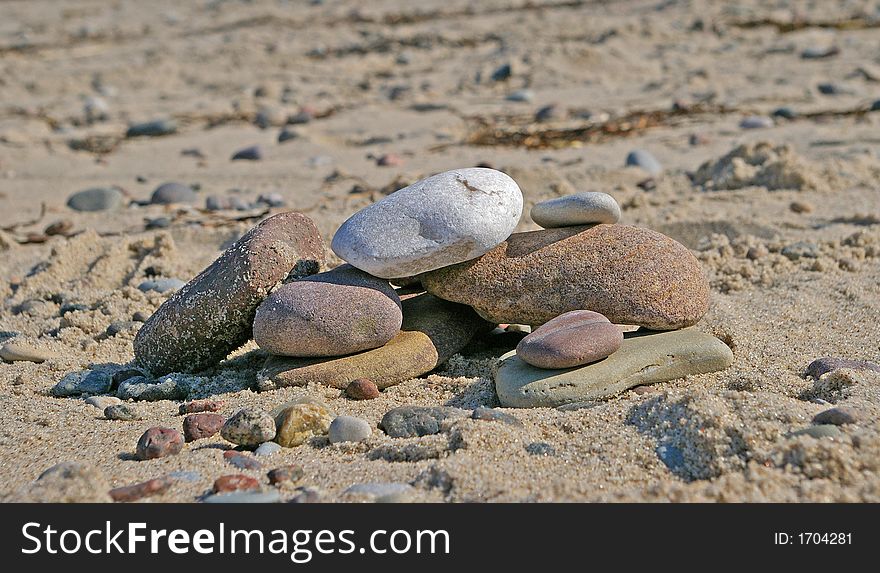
331;168;523;278
253;264;402;357
104;403;143;421
531;192;621;228
805;357;880;379
515;310;623;369
495;328;734;407
183;413;225;442
134;212;325;375
117;376;187;401
274;403;333;447
258;293;491;390
221;408;276;447
52;370;113;396
329;415;373;443
380;406;467;438
136;427;184;460
345;378;380;400
421;225;710;330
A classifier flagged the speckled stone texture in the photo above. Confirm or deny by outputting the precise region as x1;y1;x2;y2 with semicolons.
330;168;523;278
421;224;710;330
221;408;277;447
257;293;492;390
133;212;325;375
495;328;734;407
516;310;623;369
253;264;402;357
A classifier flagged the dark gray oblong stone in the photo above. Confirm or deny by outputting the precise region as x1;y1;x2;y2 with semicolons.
51;370;113;397
133;212;325;375
116;376;188;401
126;119;177;138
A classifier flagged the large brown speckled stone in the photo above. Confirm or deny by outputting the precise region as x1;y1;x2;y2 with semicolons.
421;224;709;330
257;293;491;391
134;212;324;375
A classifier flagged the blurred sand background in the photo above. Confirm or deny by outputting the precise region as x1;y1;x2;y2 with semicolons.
1;0;879;502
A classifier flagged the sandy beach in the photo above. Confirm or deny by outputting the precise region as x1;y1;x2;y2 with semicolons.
1;0;879;502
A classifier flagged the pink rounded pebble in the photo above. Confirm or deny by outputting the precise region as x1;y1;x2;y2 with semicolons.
515;310;623;369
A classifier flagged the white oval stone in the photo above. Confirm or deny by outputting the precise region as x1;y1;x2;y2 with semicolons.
531;192;621;228
330;168;523;279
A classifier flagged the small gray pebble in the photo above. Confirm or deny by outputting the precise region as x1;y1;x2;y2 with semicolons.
126;119;177;138
625;150;662;175
525;442;555;456
791;425;843;439
104;403;142;421
812;407;858;426
254;442;282;456
67;188;123;212
231;145;262;161
781;242;819;260
105;320;140;337
739;116;774;129
150;182;196;205
505;89;534;103
491;63;512;82
328;415;373;443
85;396;122;409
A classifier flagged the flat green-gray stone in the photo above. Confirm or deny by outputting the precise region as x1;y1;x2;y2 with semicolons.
494;328;733;408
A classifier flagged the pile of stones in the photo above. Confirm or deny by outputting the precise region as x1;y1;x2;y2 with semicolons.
110;167;727;407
